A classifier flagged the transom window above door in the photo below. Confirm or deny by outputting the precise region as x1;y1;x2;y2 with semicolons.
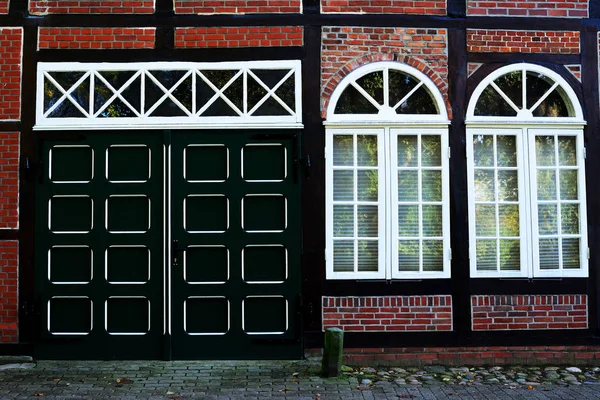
36;61;302;130
466;63;587;278
325;62;450;280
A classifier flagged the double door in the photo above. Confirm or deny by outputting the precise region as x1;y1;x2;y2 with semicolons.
34;130;302;359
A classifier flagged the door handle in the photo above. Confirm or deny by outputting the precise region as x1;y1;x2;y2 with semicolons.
172;240;184;266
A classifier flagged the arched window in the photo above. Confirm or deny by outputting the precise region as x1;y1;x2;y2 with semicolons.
325;62;450;280
466;63;587;278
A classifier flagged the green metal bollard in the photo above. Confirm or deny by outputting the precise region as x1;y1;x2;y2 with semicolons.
321;328;344;377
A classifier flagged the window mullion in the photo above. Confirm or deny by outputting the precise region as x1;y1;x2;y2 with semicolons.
524;128;536;278
384;127;392;279
554;133;564;273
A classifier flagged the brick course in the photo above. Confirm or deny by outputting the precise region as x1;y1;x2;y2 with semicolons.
0;0;8;14
467;30;580;54
0;133;18;229
566;64;581;81
321;27;449;118
322;296;452;332
174;0;301;14
471;295;588;331
175;26;303;48
307;346;600;366
38;28;156;50
0;241;17;343
0;28;22;121
321;0;446;15
29;0;154;14
467;0;588;18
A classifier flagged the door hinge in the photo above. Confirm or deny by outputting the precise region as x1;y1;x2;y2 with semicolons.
449;248;452;261
21;300;37;316
587;247;591;259
583;146;587;159
448;147;451;159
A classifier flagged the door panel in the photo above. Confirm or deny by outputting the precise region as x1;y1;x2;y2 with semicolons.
170;132;302;359
34;132;165;359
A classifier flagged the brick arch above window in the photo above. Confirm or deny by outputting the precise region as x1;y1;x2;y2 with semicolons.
322;54;450;120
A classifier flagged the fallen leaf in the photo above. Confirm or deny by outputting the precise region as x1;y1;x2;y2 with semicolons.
81;379;85;383
32;394;45;397
292;372;299;377
166;391;175;395
53;379;61;383
290;379;298;383
279;387;291;392
527;385;534;390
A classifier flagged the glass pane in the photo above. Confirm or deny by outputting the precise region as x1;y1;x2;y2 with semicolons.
202;70;236;89
149;70;187;90
48;101;85;118
526;72;554;109
398;240;419;272
498;170;518;201
97;98;136;118
274;76;295;111
250;69;288;88
398;205;419;237
221;75;244;111
397;136;418;167
202;97;238;117
422;171;442;202
171;76;193;112
498;205;519;237
333;170;353;201
333;241;354;272
253;97;289;116
421;136;441;167
48;71;86;91
558;137;577;166
247;74;269;111
357;205;378;237
474;86;517;116
532;87;569;117
356;71;384;105
333;135;353;166
396;86;437;114
562;238;580;269
422;205;442;237
561;204;579;235
535;136;556;166
357;240;378;272
497;136;517;167
357;135;378;166
398;171;418;202
121;76;142;113
538;204;558;235
149;97;188;117
499;239;520;271
333;205;354;237
493;71;522;109
475;205;497;237
537;170;557;200
476;240;497;271
474;170;495;201
539;238;559;270
44;80;63;113
559;170;578;200
473;135;494;167
357;170;378;201
335;85;379;114
423;240;443;271
389;70;419;107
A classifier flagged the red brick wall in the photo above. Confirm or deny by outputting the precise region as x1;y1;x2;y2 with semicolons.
0;133;18;229
566;64;581;81
175;26;303;48
174;0;301;14
322;296;452;332
0;0;8;14
467;30;580;54
467;0;588;17
0;241;18;343
321;0;445;15
471;295;588;331
0;28;22;121
321;27;449;118
307;346;600;366
29;0;154;14
38;28;156;50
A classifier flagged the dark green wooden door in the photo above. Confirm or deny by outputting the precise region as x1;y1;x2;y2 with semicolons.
170;131;302;359
34;131;302;359
34;132;165;359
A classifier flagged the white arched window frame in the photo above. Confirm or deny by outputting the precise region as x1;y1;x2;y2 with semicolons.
466;63;588;279
325;62;451;280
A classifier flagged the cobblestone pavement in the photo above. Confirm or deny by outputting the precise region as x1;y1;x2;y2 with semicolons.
0;359;598;399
